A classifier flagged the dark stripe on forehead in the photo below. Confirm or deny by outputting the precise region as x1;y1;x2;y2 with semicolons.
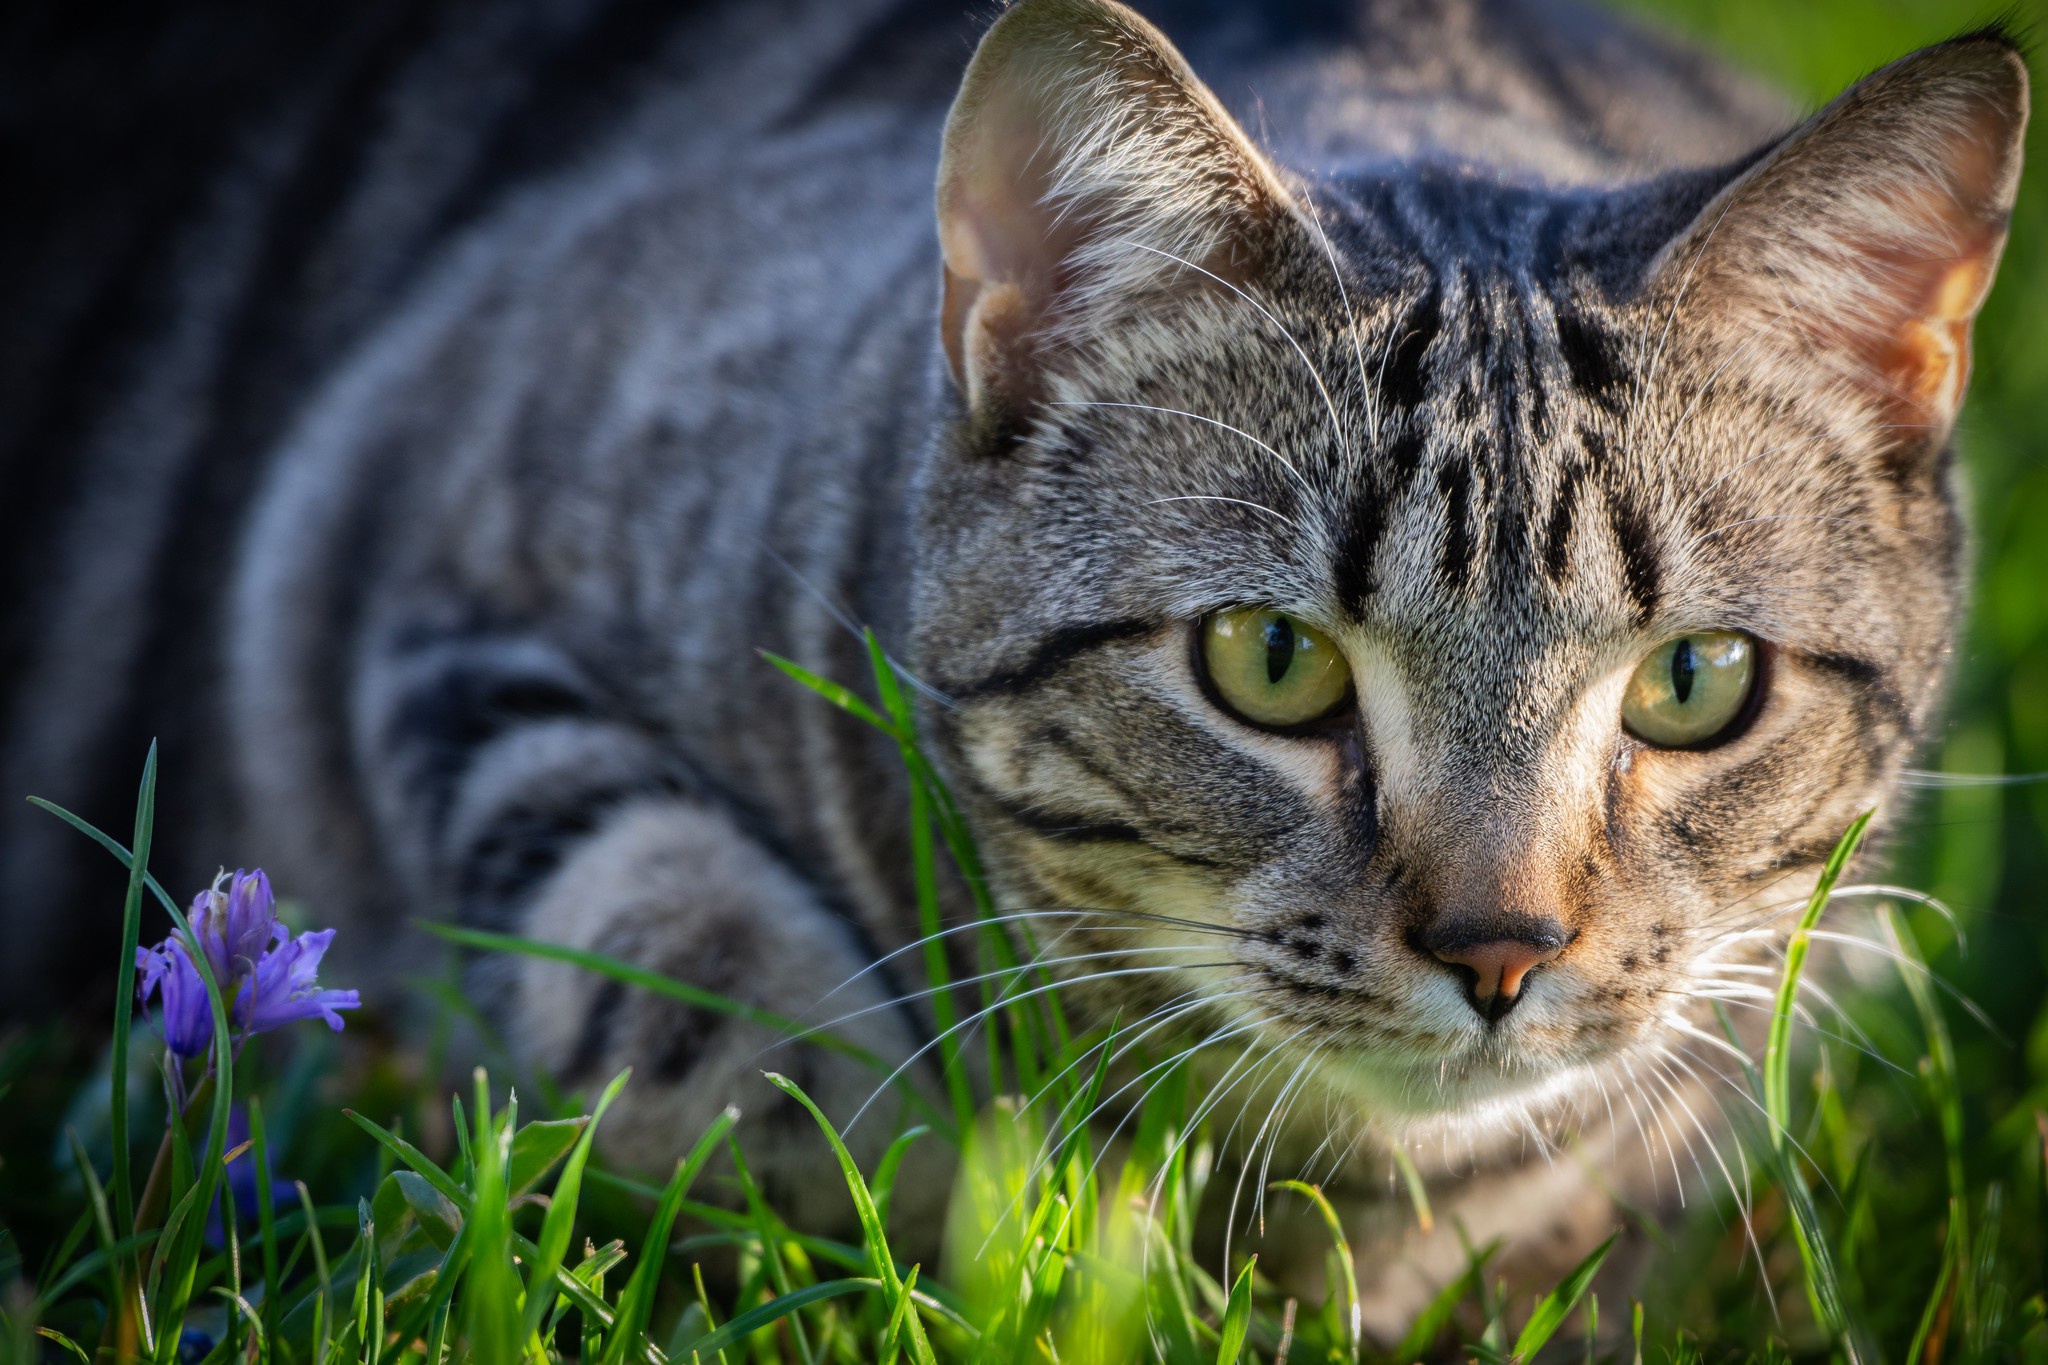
1381;284;1440;412
1606;490;1661;625
941;617;1158;701
1437;459;1473;594
1554;304;1629;413
1542;463;1582;584
1333;491;1387;616
1332;428;1424;614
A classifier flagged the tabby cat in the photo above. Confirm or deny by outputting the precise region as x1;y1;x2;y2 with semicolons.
0;0;2025;1330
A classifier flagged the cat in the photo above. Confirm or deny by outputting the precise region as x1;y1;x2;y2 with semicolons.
0;0;2025;1332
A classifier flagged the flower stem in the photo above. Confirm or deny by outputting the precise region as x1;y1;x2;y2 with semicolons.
107;1070;216;1361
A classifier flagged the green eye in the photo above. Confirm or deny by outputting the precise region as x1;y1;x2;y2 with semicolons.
1201;608;1353;729
1622;631;1759;748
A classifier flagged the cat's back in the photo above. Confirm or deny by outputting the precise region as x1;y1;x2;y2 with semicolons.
0;0;1789;1015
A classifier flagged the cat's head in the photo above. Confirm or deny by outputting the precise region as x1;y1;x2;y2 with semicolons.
911;0;2027;1130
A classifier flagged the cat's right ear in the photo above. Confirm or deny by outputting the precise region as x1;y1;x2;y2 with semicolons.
1649;30;2027;453
936;0;1295;414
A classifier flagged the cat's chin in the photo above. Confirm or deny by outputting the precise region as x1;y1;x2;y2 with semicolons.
1308;1036;1617;1134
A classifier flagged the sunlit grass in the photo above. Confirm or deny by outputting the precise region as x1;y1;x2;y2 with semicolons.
3;627;2042;1362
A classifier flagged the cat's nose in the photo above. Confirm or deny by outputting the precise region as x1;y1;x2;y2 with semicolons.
1420;915;1568;1022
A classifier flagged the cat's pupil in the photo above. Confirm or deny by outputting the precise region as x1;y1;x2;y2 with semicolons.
1263;616;1296;685
1671;639;1696;705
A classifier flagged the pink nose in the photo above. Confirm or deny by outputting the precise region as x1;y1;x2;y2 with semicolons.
1431;938;1562;1006
1417;912;1570;1021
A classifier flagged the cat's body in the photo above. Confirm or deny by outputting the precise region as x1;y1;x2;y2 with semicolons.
1;0;2024;1330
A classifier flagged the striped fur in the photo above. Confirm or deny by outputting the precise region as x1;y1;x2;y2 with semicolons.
0;0;2025;1331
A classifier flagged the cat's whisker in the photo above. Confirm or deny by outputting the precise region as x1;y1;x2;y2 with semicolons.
1801;929;2001;1037
1656;1048;1779;1317
802;905;1264;1017
1687;510;1943;551
977;1011;1272;1259
1612;1064;1665;1203
1141;494;1302;528
1014;985;1269;1140
1638;1052;1706;1207
780;942;1224;1054
1119;240;1352;468
1298;184;1377;444
1149;1023;1317;1205
1249;1047;1323;1233
1662;994;1900;1080
1901;767;2048;788
843;960;1244;1132
1050;400;1314;501
1216;1043;1296;1194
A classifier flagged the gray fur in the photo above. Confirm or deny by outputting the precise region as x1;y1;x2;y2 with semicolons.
0;0;2026;1329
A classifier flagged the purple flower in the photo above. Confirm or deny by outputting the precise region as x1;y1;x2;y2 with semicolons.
135;868;360;1065
242;927;357;1033
206;869;279;985
135;936;217;1059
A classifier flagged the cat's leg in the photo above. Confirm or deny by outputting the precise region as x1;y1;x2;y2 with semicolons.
506;796;943;1233
360;633;945;1240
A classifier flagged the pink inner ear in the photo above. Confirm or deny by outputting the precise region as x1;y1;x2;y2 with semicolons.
936;76;1081;402
1839;106;2015;426
939;103;1092;404
1671;37;2025;441
1857;250;1993;427
934;2;1298;410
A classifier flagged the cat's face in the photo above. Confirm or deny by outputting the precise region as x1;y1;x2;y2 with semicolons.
914;0;2025;1131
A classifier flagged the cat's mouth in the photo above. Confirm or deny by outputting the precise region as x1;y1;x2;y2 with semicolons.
1234;957;1634;1121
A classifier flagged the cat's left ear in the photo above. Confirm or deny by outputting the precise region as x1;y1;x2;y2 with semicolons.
935;0;1297;414
1653;29;2027;447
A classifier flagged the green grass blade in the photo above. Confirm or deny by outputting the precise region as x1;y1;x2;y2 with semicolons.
681;1279;882;1359
28;789;238;1334
1905;1198;1961;1365
36;1326;93;1364
520;1069;629;1342
342;1110;467;1208
872;1124;930;1232
461;1073;524;1365
1215;1255;1256;1364
1269;1182;1359;1362
1754;812;1871;1358
30;1232;159;1317
416;922;932;1112
298;1181;334;1365
1510;1232;1616;1362
1392;1241;1498;1364
64;1130;120;1269
249;1099;283;1352
1880;905;1972;1328
599;1106;736;1365
109;743;158;1249
759;651;895;733
507;1115;589;1198
763;1073;901;1297
1763;809;1874;1149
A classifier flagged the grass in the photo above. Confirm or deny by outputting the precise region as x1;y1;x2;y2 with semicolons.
4;1;2048;1359
1;628;2042;1363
